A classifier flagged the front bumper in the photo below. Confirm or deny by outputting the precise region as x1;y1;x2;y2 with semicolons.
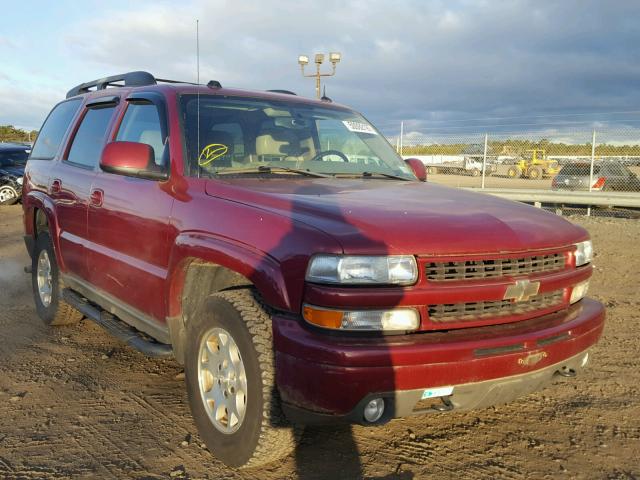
273;298;605;424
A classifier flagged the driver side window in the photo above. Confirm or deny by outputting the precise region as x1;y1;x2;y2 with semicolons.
116;103;167;166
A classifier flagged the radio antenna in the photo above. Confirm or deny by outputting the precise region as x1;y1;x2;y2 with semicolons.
196;19;201;177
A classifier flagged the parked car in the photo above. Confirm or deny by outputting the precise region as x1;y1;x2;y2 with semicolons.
552;162;640;191
23;71;604;468
0;142;30;204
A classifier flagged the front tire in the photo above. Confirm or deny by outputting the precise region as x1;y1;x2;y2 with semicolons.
32;233;83;326
185;289;298;468
507;166;521;178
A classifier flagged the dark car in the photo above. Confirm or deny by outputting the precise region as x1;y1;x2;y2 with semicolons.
552;162;640;191
0;143;30;204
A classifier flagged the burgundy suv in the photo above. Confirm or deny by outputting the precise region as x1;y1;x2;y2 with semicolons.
23;71;604;468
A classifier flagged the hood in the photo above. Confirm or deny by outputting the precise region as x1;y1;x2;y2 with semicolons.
205;178;588;255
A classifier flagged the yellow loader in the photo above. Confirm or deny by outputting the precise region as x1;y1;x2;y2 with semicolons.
507;149;560;180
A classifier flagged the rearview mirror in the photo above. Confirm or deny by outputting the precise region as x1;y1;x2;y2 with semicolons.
404;158;427;182
100;141;168;181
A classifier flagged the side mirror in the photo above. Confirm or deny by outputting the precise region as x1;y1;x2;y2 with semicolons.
404;158;427;182
100;141;168;181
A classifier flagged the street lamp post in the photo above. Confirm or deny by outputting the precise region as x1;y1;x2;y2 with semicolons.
298;52;341;99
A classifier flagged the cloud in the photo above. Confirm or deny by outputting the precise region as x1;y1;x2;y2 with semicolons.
3;0;640;136
0;84;61;130
0;36;17;49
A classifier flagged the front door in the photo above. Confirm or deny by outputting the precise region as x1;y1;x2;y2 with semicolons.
87;96;174;323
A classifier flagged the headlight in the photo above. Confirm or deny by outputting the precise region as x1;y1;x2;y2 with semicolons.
16;177;23;186
306;255;418;285
574;240;593;267
303;304;420;331
570;280;590;304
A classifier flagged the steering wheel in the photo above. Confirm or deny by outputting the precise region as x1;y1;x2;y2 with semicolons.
310;150;349;162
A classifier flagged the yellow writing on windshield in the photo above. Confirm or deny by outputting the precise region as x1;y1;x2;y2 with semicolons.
198;144;229;166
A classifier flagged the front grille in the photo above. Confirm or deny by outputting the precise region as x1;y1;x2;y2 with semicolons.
428;289;564;323
425;253;565;281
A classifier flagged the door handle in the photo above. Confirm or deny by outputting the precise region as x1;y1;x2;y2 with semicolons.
90;188;104;207
50;179;62;194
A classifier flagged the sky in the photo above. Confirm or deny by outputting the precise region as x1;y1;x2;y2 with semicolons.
2;0;640;140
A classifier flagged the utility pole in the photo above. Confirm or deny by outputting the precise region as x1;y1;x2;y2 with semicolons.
298;53;341;99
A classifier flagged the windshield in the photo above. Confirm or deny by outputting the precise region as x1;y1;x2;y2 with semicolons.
179;95;414;179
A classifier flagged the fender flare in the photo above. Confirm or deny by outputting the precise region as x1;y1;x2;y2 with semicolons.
166;231;292;319
23;191;65;268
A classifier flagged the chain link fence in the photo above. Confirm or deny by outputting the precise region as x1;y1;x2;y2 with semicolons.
391;127;640;218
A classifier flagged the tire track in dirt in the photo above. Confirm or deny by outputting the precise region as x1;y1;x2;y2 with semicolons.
1;205;639;479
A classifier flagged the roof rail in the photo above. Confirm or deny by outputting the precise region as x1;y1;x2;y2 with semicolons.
156;77;199;86
66;71;203;99
266;89;297;95
66;71;157;98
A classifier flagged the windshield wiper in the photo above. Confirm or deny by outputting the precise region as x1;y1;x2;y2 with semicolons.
215;165;330;178
331;171;412;181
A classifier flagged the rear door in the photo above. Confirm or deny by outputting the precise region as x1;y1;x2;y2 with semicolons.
87;92;174;323
51;96;119;280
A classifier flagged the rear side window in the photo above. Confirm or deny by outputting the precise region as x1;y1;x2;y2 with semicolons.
559;164;600;176
116;103;166;165
605;164;626;175
66;106;116;168
30;99;82;159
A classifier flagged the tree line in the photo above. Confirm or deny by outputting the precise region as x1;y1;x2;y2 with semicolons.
1;125;38;143
402;139;640;157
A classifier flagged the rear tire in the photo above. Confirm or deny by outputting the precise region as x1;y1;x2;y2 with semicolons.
184;289;299;469
527;166;542;179
32;233;83;326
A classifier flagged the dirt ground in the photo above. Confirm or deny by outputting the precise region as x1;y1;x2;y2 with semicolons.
0;203;638;480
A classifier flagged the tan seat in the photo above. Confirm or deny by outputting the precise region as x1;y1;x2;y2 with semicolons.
255;122;314;161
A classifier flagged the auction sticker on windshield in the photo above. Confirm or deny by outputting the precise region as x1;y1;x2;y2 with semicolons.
342;120;378;135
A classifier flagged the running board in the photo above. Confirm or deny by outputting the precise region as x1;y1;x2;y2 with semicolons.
62;288;173;358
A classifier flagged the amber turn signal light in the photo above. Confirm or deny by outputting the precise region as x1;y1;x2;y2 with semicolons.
303;305;344;329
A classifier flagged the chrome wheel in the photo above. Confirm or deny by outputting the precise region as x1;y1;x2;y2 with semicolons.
0;186;17;203
36;250;53;307
198;327;248;434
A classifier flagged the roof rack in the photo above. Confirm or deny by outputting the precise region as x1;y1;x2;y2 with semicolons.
266;89;297;95
66;71;200;99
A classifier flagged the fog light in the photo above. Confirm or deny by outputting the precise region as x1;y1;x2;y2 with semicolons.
363;398;385;423
570;280;590;304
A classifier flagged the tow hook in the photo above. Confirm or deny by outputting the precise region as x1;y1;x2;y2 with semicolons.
556;367;577;378
432;396;455;412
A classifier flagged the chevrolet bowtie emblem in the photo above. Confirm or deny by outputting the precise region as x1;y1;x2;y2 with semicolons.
504;279;540;302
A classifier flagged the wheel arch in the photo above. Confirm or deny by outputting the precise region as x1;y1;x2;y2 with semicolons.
24;191;60;262
166;232;291;364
